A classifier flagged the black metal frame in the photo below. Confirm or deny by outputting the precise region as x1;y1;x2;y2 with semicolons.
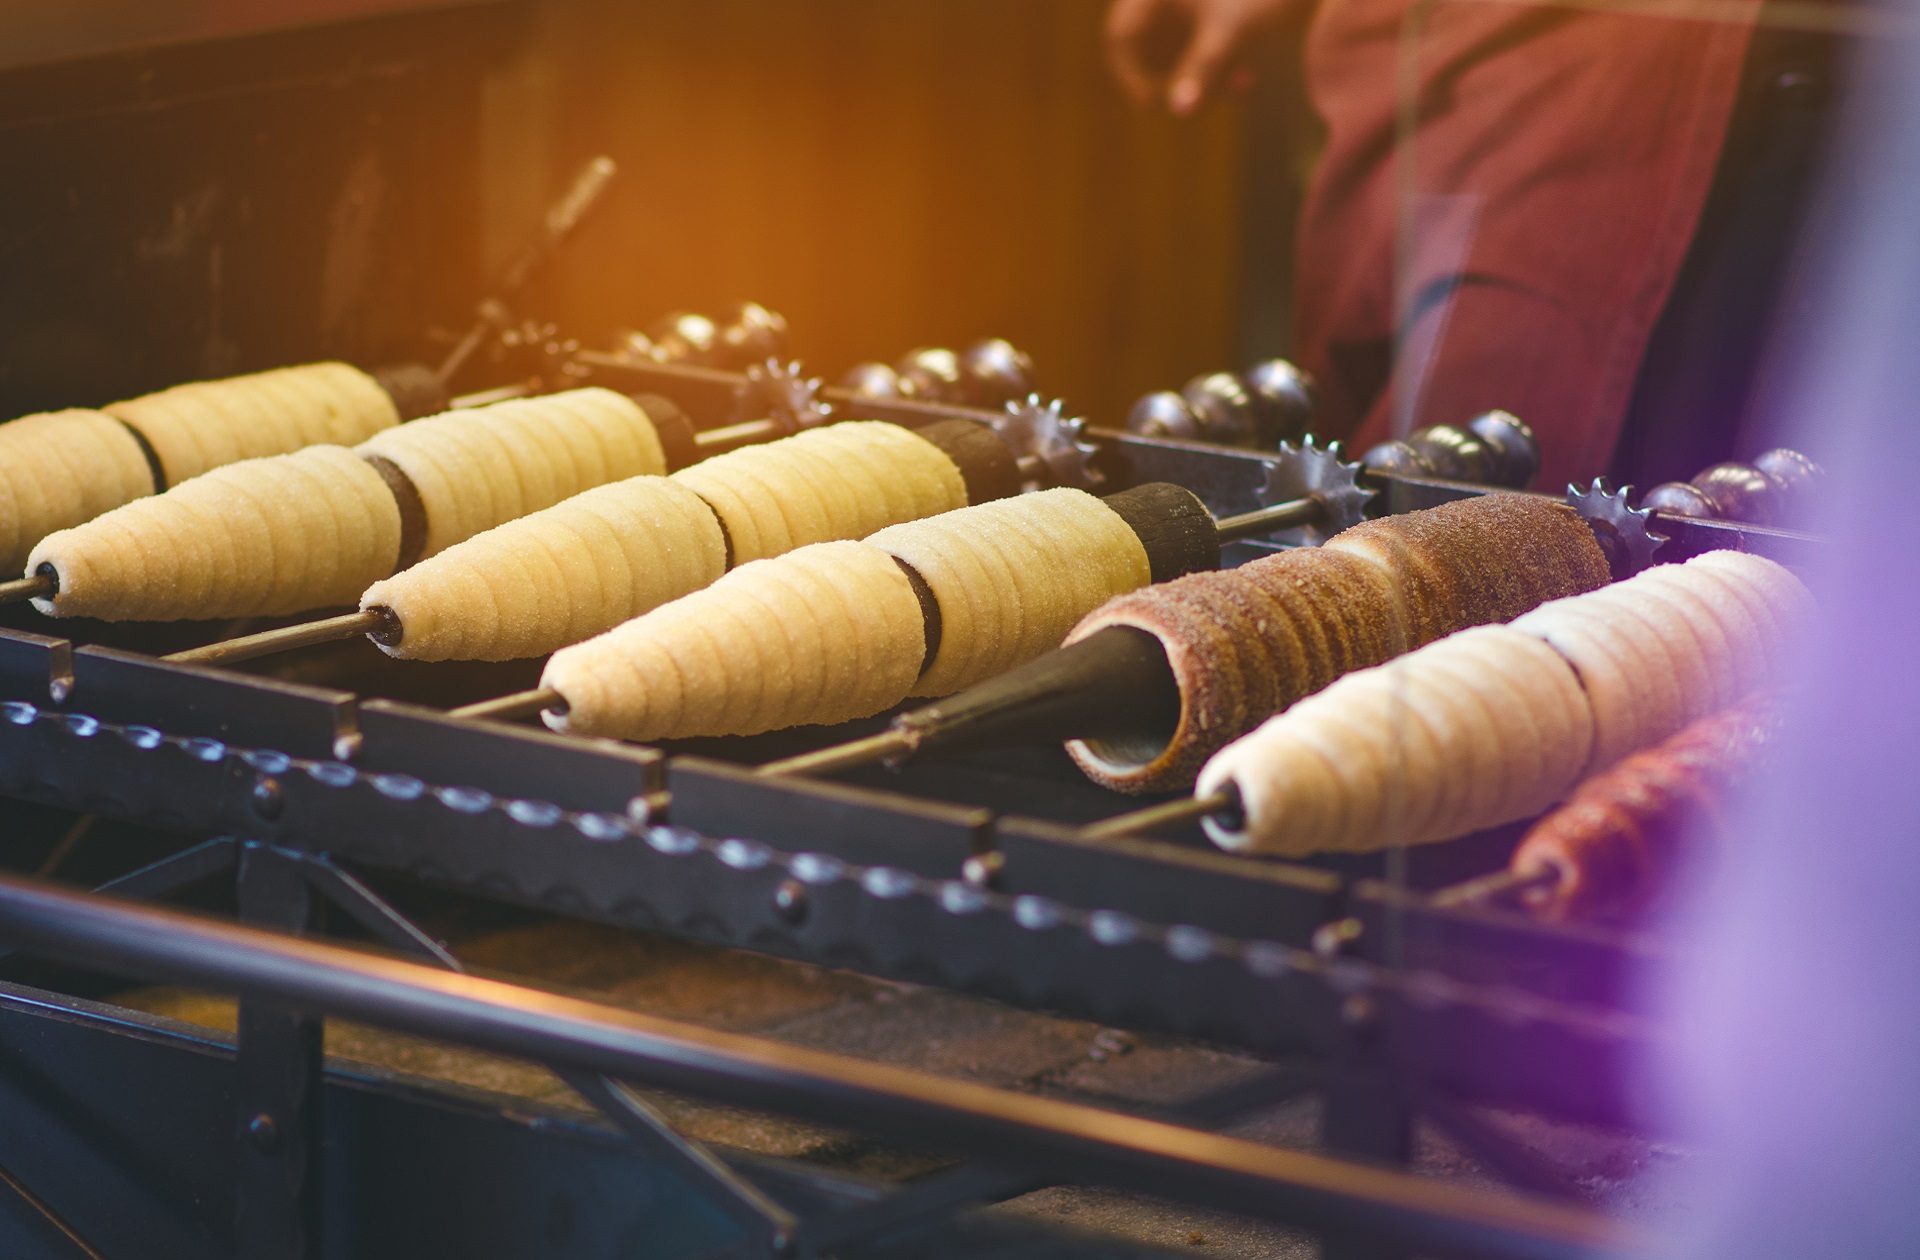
0;872;1640;1260
0;368;1814;1258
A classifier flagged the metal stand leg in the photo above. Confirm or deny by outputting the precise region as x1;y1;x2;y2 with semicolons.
1318;1067;1414;1260
234;843;323;1260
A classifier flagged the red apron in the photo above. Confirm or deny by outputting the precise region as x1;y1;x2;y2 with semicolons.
1293;0;1762;489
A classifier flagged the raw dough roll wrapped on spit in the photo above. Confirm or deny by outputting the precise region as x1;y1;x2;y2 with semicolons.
361;419;992;662
1191;550;1812;856
0;362;402;572
1491;693;1788;922
27;388;667;621
765;494;1609;790
536;482;1269;741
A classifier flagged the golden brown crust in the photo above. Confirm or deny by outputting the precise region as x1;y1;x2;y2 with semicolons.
1065;548;1402;793
1066;494;1608;794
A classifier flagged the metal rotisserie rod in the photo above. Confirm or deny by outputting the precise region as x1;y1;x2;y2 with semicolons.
1079;790;1240;842
452;687;564;722
1427;866;1561;910
0;571;52;605
164;608;396;666
759;624;1183;778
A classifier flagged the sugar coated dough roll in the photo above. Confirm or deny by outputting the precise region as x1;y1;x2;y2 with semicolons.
1199;626;1594;855
670;421;968;564
29;445;401;621
356;388;666;558
544;540;924;741
1063;548;1406;793
365;475;728;661
1065;492;1608;794
0;409;156;571
868;488;1152;697
103;362;400;487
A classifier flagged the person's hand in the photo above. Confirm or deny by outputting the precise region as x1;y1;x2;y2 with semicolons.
1105;0;1297;116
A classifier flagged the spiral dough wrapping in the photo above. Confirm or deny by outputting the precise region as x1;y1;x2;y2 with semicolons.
868;488;1152;697
1509;693;1786;922
29;446;401;621
104;362;400;487
364;477;728;662
0;409;156;571
366;421;969;662
543;489;1158;741
1198;550;1811;856
544;540;925;741
356;388;667;559
671;421;967;564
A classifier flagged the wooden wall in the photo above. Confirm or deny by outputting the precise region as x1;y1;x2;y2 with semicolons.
494;0;1255;426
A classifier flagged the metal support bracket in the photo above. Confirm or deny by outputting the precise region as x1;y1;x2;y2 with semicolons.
234;842;324;1260
282;849;802;1256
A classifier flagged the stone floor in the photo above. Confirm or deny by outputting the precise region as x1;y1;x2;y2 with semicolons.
115;907;1685;1258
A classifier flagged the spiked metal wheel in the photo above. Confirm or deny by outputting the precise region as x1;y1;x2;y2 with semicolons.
992;395;1102;490
740;359;832;434
1255;436;1372;547
1566;478;1668;576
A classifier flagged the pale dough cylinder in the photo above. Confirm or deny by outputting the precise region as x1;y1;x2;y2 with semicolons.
29;446;401;621
543;540;926;742
356;387;666;559
670;421;968;564
1198;625;1593;856
103;362;401;487
868;488;1152;697
0;409;156;571
1679;549;1813;680
1509;600;1678;772
364;476;728;661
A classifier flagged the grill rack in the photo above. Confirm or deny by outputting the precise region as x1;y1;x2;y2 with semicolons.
0;360;1820;1257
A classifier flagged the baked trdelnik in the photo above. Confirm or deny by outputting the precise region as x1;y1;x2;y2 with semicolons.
1067;494;1612;793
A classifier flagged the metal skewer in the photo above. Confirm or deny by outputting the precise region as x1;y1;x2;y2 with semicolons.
1311;865;1564;957
0;571;54;606
449;381;540;409
164;608;396;667
760;728;917;778
1427;864;1561;910
1079;789;1240;842
451;687;564;722
1212;496;1325;542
